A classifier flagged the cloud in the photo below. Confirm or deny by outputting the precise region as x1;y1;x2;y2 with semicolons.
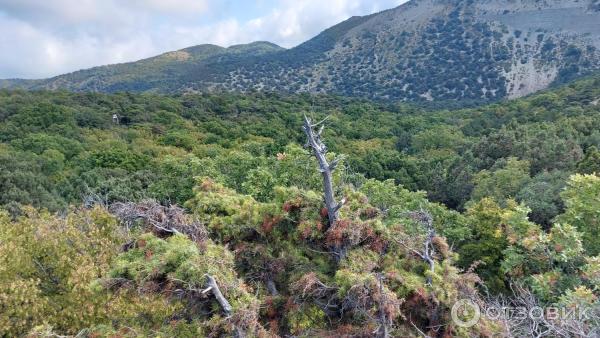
203;0;407;47
0;0;209;24
130;0;209;15
0;0;407;79
0;16;157;79
0;0;125;26
161;0;407;48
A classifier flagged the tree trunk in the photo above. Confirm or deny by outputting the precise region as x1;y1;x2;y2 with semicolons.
376;273;391;338
302;115;343;227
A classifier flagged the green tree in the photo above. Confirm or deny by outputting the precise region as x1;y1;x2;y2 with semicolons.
471;157;531;204
556;174;600;255
516;170;567;227
502;221;586;302
577;146;600;174
0;207;170;336
459;198;510;292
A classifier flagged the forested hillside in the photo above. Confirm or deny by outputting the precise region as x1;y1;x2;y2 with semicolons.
4;0;600;104
1;75;600;336
2;76;600;223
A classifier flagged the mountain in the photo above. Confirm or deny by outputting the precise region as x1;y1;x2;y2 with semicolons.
3;0;600;103
1;41;284;93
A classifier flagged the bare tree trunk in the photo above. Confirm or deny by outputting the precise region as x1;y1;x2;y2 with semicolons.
376;273;391;338
420;212;436;286
303;115;344;227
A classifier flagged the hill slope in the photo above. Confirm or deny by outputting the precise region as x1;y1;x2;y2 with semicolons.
3;0;600;103
0;41;284;93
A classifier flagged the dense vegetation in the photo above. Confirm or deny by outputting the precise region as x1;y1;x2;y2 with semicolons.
1;75;600;336
3;76;600;223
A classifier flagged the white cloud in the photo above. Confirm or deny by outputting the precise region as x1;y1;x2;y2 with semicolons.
0;0;126;26
0;0;407;79
163;0;407;48
0;16;158;78
229;0;406;47
130;0;209;15
0;0;209;24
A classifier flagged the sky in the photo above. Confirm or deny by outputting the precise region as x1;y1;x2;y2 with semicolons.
0;0;407;79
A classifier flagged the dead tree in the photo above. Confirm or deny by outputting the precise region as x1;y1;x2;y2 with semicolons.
414;211;436;285
395;210;437;285
303;114;345;227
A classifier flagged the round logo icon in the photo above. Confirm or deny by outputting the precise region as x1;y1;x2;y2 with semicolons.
451;299;481;328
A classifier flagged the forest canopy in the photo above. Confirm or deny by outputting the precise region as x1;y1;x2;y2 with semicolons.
1;75;600;337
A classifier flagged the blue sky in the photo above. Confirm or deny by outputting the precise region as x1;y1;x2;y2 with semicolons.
0;0;407;79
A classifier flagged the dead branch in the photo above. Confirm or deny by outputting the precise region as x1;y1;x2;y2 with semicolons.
265;279;279;296
203;275;251;338
291;273;340;317
341;274;402;336
487;283;600;338
110;200;208;243
203;274;233;316
395;210;437;285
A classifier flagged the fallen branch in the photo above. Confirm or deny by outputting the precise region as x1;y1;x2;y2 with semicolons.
204;274;233;316
203;276;248;337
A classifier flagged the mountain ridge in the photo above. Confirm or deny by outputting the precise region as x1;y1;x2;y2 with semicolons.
3;0;600;103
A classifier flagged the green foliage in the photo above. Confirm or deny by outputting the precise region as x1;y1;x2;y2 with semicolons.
557;174;600;255
471;158;531;204
242;168;277;202
185;177;277;241
1;75;600;336
108;233;263;335
516;170;567;226
286;304;328;335
1;75;600;220
359;178;471;244
577;146;600;174
411;125;467;152
501;220;587;302
459;198;510;292
583;256;600;291
0;146;66;211
0;208;174;337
